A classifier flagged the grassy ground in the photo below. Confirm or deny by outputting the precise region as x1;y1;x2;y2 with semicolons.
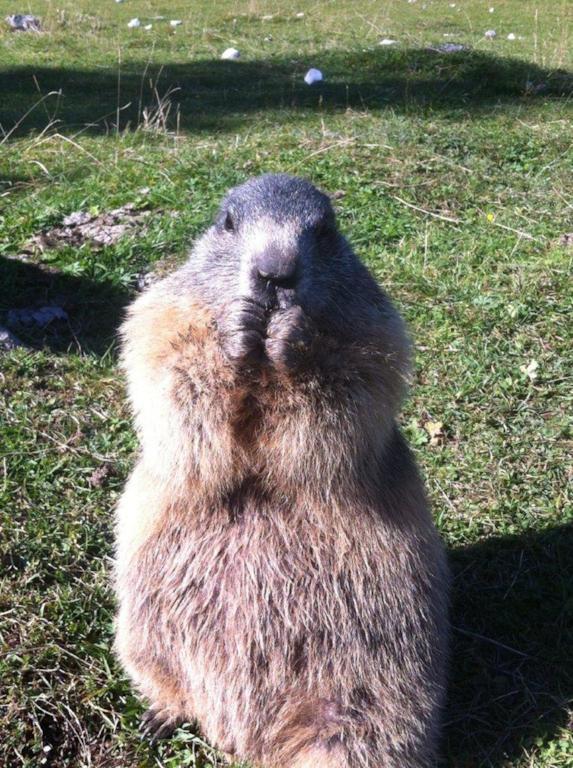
1;0;572;766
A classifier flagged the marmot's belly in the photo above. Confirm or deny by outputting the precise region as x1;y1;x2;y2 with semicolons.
127;511;447;753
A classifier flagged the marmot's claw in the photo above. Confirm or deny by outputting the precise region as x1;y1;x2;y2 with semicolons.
265;306;316;372
140;706;180;744
219;297;266;368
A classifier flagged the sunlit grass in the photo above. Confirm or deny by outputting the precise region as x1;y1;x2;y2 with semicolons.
0;0;572;766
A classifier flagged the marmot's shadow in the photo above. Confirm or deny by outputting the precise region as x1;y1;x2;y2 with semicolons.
443;524;573;766
0;256;130;355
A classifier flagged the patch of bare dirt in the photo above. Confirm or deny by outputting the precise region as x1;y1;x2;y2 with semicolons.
17;204;151;259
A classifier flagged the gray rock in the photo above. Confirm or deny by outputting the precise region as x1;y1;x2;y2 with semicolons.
6;14;41;31
8;306;68;328
0;325;24;350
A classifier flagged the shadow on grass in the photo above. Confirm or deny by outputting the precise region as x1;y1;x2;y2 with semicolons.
0;256;130;355
444;524;573;766
1;48;571;137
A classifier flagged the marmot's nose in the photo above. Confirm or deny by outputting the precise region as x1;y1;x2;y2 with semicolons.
255;245;297;284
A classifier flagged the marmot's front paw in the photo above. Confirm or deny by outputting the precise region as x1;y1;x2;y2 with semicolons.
265;306;316;373
140;706;182;744
219;297;266;369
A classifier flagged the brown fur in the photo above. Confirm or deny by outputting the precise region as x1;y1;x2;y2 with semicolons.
115;197;450;767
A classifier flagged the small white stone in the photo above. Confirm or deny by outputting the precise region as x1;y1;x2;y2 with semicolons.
169;19;182;27
0;326;24;350
507;32;516;40
296;12;305;17
144;23;152;30
304;68;323;85
379;38;399;46
449;3;456;6
115;0;124;4
489;6;495;12
520;359;539;381
127;17;140;28
484;29;497;38
221;47;240;60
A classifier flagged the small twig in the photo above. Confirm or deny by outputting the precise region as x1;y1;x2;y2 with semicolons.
393;195;461;224
487;218;541;242
32;75;52;121
433;479;458;516
354;12;385;36
36;429;115;463
28;159;52;178
303;137;356;162
0;91;61;146
116;44;122;135
35;132;104;167
138;42;156;125
453;626;533;659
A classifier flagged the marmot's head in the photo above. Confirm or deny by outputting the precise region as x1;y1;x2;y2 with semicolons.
177;174;407;378
184;174;370;327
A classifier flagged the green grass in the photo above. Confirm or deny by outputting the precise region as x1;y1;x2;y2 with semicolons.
1;0;572;766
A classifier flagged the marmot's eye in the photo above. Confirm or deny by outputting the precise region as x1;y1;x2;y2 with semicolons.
224;211;235;232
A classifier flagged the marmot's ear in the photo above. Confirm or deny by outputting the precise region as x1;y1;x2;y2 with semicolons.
215;204;236;232
315;204;337;236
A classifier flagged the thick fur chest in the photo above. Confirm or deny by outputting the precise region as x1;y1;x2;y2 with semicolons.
118;481;447;689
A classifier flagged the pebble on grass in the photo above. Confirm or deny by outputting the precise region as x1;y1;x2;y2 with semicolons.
8;306;68;328
304;68;323;85
0;326;24;351
221;47;240;60
520;360;539;381
6;13;41;31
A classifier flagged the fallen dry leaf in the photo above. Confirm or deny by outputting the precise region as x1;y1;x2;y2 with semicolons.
424;420;445;446
520;359;539;381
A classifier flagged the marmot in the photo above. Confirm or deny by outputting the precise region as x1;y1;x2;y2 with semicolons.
115;174;450;767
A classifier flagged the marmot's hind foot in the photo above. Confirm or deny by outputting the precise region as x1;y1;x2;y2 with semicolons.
140;706;182;744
